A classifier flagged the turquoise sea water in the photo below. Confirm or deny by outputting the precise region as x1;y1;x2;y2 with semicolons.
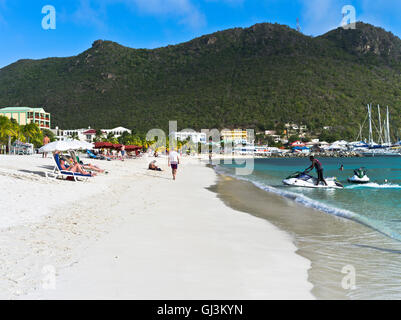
217;157;401;241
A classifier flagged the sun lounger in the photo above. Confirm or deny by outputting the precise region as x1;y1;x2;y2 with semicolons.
87;150;110;161
45;154;92;182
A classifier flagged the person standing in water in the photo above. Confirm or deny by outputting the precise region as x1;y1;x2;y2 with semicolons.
305;155;327;186
168;148;180;180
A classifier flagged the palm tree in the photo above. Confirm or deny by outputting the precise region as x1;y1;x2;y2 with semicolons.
118;131;131;145
94;129;103;142
70;132;79;140
22;123;43;146
0;116;18;154
106;132;115;142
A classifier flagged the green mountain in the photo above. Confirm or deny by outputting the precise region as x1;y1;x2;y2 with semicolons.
0;22;401;139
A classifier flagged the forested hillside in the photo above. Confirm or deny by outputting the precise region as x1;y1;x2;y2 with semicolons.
0;22;400;139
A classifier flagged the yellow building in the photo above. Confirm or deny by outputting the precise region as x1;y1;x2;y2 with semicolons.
221;129;249;144
0;107;51;129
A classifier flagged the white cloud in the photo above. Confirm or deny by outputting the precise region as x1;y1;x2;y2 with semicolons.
70;0;206;29
71;0;108;29
357;0;401;32
299;0;348;36
127;0;206;28
299;0;401;36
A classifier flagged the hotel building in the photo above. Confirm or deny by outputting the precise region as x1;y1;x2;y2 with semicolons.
0;107;51;130
221;129;253;145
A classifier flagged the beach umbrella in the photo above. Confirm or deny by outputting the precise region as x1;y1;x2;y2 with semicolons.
125;145;142;151
94;142;113;149
67;140;95;150
39;140;94;153
113;144;123;150
77;140;94;150
39;140;77;153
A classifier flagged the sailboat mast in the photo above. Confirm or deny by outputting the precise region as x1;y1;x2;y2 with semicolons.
386;106;391;145
368;104;373;145
377;104;383;145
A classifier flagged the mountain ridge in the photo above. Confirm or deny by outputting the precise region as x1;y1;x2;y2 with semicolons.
0;21;400;139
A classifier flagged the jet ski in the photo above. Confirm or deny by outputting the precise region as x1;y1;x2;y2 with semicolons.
282;171;344;189
348;167;370;184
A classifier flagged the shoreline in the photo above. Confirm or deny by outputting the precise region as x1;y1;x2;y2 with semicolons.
0;154;313;299
212;168;401;299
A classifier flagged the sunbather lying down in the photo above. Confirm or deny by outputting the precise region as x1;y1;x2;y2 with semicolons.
148;160;162;171
70;151;107;174
59;155;97;177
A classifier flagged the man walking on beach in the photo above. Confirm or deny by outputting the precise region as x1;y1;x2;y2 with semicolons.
42;135;50;158
168;148;180;181
305;155;327;186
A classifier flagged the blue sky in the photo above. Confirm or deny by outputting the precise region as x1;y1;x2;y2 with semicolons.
0;0;401;68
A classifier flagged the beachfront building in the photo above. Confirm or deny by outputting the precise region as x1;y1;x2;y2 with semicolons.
83;129;97;142
0;107;51;130
170;131;207;144
264;130;277;136
53;126;132;142
54;127;95;142
221;129;253;145
102;127;131;138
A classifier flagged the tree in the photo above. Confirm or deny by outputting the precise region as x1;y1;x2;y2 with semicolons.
319;131;340;143
22;123;43;147
41;128;55;142
118;131;131;145
69;132;79;140
288;135;300;143
105;132;118;144
0;116;18;153
275;122;286;134
94;129;104;142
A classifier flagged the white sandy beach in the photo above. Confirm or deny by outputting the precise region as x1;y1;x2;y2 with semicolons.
0;153;313;299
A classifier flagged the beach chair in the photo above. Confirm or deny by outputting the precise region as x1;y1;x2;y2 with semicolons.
87;149;110;161
45;154;92;182
87;149;100;159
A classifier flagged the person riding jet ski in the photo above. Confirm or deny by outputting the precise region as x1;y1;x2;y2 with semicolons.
305;156;327;186
348;167;370;184
282;155;344;189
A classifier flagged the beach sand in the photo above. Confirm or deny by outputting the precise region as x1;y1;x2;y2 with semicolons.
0;154;313;299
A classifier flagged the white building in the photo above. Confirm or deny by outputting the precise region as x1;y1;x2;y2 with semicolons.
55;127;92;142
170;131;207;144
53;126;132;142
102;127;132;138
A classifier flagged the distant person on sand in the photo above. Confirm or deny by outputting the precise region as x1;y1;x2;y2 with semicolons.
121;145;126;160
168;149;180;180
42;135;50;158
305;155;327;186
148;160;162;171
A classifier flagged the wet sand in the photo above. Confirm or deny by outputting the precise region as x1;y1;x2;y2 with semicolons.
212;174;401;299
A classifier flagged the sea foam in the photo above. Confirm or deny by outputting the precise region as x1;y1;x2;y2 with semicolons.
346;183;401;189
215;165;355;220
